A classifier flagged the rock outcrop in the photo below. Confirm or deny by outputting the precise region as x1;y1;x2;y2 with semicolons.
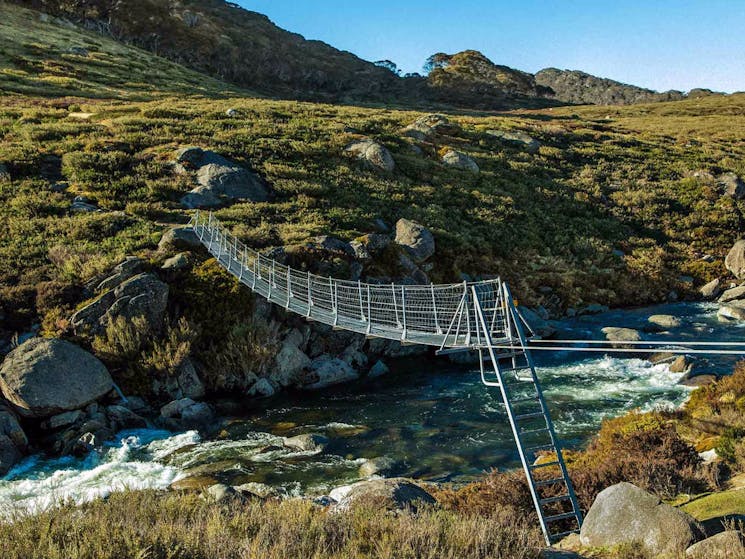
401;114;460;141
0;338;114;418
394;218;435;263
345;139;395;173
302;355;358;390
580;482;704;556
71;272;169;335
485;129;540;153
441;149;479;173
175;147;272;208
717;301;745;321
725;240;745;279
158;226;202;252
0;403;28;474
718;285;745;303
334;478;436;512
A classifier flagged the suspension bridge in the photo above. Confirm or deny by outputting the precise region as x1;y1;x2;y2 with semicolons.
188;210;745;545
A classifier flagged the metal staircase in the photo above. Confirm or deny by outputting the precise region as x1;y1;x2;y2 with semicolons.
468;282;583;544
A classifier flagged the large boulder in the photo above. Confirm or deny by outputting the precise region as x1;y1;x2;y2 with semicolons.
93;257;143;293
717;301;745;321
175;147;272;208
726;240;745;280
685;530;745;558
345;139;395;173
647;314;682;330
273;330;312;387
71;272;169;335
301;355;358;390
159;398;213;430
0;338;113;418
601;327;642;348
718;285;745;303
519;307;556;338
401;114;460;141
441;149;479;173
0;434;22;475
335;478;436;512
158;227;201;252
700;278;721;299
395;218;435;263
580;482;704;556
0;404;27;474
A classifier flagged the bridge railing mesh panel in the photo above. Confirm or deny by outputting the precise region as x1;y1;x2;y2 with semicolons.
190;211;509;348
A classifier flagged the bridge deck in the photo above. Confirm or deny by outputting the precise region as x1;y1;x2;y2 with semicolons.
191;212;511;349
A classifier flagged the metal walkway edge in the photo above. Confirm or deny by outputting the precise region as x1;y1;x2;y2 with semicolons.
188;210;582;544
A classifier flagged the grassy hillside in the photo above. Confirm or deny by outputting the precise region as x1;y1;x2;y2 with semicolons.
1;2;744;338
0;2;243;99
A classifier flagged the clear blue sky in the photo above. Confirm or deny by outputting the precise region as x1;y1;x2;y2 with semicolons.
238;0;744;93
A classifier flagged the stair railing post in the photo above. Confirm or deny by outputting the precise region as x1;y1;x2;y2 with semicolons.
358;280;365;321
306;271;312;317
392;283;401;329
463;281;471;345
286;265;292;307
331;277;338;326
431;284;441;334
366;284;372;334
401;285;407;340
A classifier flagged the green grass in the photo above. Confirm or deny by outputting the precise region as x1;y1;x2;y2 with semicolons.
681;488;745;521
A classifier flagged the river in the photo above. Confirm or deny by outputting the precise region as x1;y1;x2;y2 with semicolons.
1;301;742;516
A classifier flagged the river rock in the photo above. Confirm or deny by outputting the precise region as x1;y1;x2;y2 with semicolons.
284;433;328;452
718;285;745;303
160;398;213;430
0;338;113;418
158;226;201;252
0;405;27;451
519;307;556;338
176;148;271;208
345;139;395;173
720;172;745;199
335;478;437;512
359;456;398;477
700;278;721;299
368;359;389;378
668;355;693;374
41;409;84;430
152;358;205;401
71;272;169;336
234;482;279;499
0;433;22;475
106;404;147;430
601;327;642;348
441;149;479;173
685;530;745;558
273;331;312;387
726;241;745;280
580;482;704;556
395;218;435;263
647;314;682;329
717;301;745;321
248;377;276;398
302;355;358;390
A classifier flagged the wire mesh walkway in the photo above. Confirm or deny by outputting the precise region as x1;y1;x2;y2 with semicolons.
189;210;511;350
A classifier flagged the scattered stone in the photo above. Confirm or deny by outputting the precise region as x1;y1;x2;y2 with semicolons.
717;301;745;321
580;482;704;556
283;433;328;452
158;226;201;252
302;355;358;390
161;252;190;271
601;327;642;348
225;108;238;118
725;240;745;280
248;378;276;398
70;195;99;212
345;139;395;173
368;360;389;378
335;478;437;512
718;285;745;303
485;129;541;153
234;482;279;499
719;172;745;199
71;273;169;335
669;355;693;374
686;530;745;558
106;405;147;430
175;148;272;208
647;314;683;330
700;278;721;299
350;233;390;260
441;149;479;173
206;483;241;503
314;235;355;257
395;218;435;263
0;338;113;418
41;409;84;430
359;456;397;477
401;114;460;141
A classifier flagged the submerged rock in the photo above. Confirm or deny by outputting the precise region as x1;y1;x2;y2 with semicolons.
580;482;704;556
0;338;113;418
283;433;328;452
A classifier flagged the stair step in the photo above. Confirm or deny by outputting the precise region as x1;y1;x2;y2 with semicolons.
544;511;579;523
520;427;549;435
530;460;560;470
540;494;572;505
514;411;545;421
548;529;580;542
535;477;566;487
525;444;555;454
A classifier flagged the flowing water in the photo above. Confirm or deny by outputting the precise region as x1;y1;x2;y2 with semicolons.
2;302;743;515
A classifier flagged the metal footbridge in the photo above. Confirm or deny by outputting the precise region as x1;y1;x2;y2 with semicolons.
188;210;583;544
